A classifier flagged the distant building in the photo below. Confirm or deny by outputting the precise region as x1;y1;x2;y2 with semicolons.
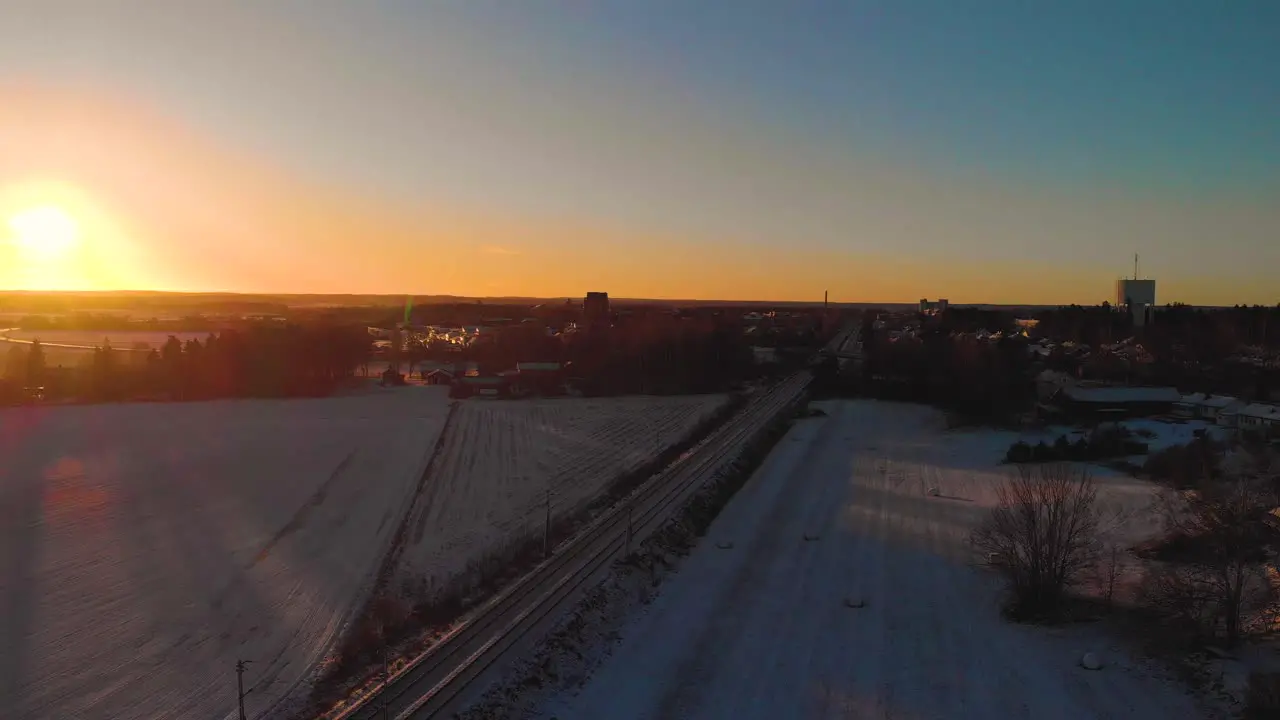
918;298;949;314
584;292;610;327
1238;403;1280;431
1053;384;1180;419
1173;393;1242;422
451;375;508;399
513;361;566;395
1116;278;1157;327
423;369;455;385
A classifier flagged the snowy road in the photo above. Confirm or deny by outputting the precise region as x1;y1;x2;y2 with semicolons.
557;401;1203;720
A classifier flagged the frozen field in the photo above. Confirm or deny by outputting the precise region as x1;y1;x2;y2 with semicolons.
394;394;729;597
552;400;1202;720
0;387;451;720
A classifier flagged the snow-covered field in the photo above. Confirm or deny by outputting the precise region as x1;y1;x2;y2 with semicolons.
394;394;729;598
545;400;1206;719
0;387;451;720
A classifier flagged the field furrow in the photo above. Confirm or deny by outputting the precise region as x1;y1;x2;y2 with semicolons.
393;394;729;600
0;387;451;720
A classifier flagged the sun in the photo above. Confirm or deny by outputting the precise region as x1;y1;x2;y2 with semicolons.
7;204;81;260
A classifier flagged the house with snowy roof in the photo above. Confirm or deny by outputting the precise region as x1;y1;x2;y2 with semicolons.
1053;384;1180;420
1237;403;1280;432
1173;393;1242;423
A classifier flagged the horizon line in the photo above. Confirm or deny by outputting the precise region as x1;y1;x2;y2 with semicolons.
0;289;1268;310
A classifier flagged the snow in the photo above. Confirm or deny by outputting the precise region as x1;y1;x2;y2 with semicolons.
0;386;451;720
1119;418;1223;450
393;395;728;598
1239;403;1280;424
1178;393;1240;411
550;400;1206;720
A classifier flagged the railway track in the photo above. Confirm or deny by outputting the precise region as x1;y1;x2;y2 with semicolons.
332;372;811;720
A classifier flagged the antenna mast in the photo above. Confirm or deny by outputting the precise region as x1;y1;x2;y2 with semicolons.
1134;253;1139;280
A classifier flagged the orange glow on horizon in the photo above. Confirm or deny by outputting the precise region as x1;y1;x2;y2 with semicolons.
1;83;1276;306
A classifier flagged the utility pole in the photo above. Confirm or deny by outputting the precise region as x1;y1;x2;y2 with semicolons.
235;660;252;720
625;504;633;558
543;485;552;559
378;622;391;720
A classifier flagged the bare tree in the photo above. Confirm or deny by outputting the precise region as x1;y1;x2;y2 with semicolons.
972;463;1100;619
1098;541;1123;610
1143;475;1277;647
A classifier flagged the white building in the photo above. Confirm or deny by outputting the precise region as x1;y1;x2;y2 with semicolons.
1237;403;1280;431
1116;278;1157;327
1174;393;1242;422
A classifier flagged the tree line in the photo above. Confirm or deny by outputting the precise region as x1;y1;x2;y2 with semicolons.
567;315;759;395
855;319;1036;424
0;324;371;405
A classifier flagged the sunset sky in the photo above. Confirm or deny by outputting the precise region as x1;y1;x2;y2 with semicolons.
1;1;1277;304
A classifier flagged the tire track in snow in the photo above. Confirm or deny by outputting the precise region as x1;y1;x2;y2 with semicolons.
752;403;855;717
251;450;357;566
410;401;462;548
780;404;872;719
207;449;359;614
650;414;839;720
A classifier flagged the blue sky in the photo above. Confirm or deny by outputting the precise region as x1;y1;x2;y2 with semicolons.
1;1;1277;302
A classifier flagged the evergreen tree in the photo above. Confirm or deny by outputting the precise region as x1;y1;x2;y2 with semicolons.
26;340;45;385
4;345;27;381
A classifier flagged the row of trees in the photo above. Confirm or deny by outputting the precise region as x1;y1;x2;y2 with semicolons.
1003;425;1145;464
857;323;1036;423
1031;303;1280;354
842;302;1279;418
1;324;371;404
567;316;759;395
4;318;776;404
4;339;47;386
144;325;371;400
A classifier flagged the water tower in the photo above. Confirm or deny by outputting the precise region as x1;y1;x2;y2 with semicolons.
1115;254;1156;326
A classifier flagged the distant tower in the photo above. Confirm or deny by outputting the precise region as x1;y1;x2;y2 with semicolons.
1115;254;1156;327
583;292;610;328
